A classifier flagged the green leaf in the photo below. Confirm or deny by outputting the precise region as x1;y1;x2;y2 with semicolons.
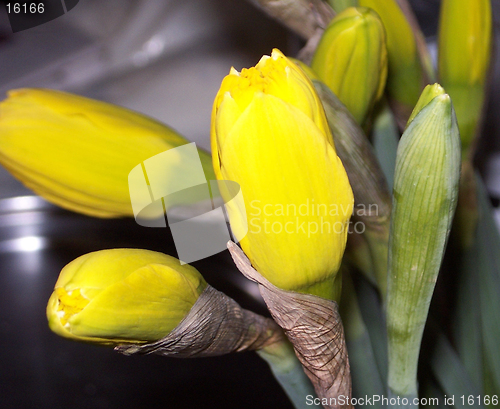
372;104;399;191
474;176;500;394
341;273;386;407
431;331;485;409
356;276;388;383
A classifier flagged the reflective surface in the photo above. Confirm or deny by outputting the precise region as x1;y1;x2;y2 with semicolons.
0;196;292;409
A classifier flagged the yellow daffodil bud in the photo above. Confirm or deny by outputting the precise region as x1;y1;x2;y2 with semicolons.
359;0;425;111
47;249;207;345
0;89;214;218
211;49;354;301
438;0;492;154
311;7;388;126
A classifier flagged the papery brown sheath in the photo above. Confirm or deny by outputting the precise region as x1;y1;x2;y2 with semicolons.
228;241;353;409
116;285;283;357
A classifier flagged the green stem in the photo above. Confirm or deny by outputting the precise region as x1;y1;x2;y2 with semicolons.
341;271;386;407
198;146;217;182
257;339;321;409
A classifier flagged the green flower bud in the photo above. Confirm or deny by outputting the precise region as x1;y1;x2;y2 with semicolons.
311;7;387;126
387;90;461;398
47;249;207;345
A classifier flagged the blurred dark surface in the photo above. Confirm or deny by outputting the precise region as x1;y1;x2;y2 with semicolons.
0;197;292;409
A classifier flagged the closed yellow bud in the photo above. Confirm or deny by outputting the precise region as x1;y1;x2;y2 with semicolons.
211;49;354;300
0;89;214;218
438;0;492;153
311;7;388;125
46;249;207;345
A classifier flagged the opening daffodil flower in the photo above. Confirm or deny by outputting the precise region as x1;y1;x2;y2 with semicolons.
211;49;354;301
47;249;207;345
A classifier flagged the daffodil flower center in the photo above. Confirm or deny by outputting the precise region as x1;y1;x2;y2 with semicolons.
55;287;89;326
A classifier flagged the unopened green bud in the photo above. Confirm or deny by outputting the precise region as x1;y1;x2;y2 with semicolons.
311;7;387;125
438;0;492;154
387;92;461;397
47;249;207;345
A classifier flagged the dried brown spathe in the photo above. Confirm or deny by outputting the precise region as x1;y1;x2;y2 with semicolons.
228;241;352;409
116;285;283;357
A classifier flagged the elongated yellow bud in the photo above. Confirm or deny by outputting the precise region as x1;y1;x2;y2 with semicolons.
311;7;387;125
0;89;214;217
438;0;492;154
47;249;207;345
211;49;354;301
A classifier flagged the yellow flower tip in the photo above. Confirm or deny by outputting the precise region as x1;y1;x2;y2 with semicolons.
54;287;90;326
359;0;424;108
46;249;207;345
437;94;451;104
438;0;491;152
229;67;240;76
213;48;334;150
407;83;447;126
